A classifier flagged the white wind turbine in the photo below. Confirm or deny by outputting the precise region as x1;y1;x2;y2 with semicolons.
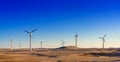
75;33;78;47
99;34;107;50
61;40;65;47
24;28;37;51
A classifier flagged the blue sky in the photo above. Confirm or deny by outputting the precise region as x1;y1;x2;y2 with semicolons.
1;0;120;48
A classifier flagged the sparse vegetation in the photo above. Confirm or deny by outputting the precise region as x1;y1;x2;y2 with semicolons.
0;47;120;62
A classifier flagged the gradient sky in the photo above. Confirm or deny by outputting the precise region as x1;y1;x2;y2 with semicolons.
1;0;120;48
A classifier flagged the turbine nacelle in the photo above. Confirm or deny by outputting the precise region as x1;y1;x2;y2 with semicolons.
29;32;33;35
75;33;79;37
99;34;107;39
99;34;107;42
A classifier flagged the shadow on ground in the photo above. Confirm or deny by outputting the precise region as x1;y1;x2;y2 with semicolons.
89;52;120;57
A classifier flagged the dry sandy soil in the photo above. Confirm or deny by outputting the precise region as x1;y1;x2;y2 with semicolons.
0;46;120;62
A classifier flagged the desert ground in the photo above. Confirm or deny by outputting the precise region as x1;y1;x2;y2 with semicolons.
0;46;120;62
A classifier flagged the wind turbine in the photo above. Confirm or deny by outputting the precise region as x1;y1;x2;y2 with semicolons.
61;40;65;47
99;34;107;50
19;42;21;49
24;28;37;51
10;39;13;50
75;33;78;47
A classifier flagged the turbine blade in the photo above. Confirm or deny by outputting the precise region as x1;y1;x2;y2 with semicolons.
31;28;37;33
103;34;107;38
99;37;103;39
24;30;29;34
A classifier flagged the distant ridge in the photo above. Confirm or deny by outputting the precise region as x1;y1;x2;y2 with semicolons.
57;46;79;50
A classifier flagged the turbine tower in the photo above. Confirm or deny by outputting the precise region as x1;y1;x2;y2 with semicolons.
10;39;13;50
19;42;21;49
61;40;65;47
24;28;37;51
75;33;78;47
40;41;43;48
99;34;107;50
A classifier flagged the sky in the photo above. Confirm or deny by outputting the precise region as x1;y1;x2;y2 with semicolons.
1;0;120;48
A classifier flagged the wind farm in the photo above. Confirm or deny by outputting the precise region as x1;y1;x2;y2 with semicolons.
1;0;120;62
0;31;120;62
